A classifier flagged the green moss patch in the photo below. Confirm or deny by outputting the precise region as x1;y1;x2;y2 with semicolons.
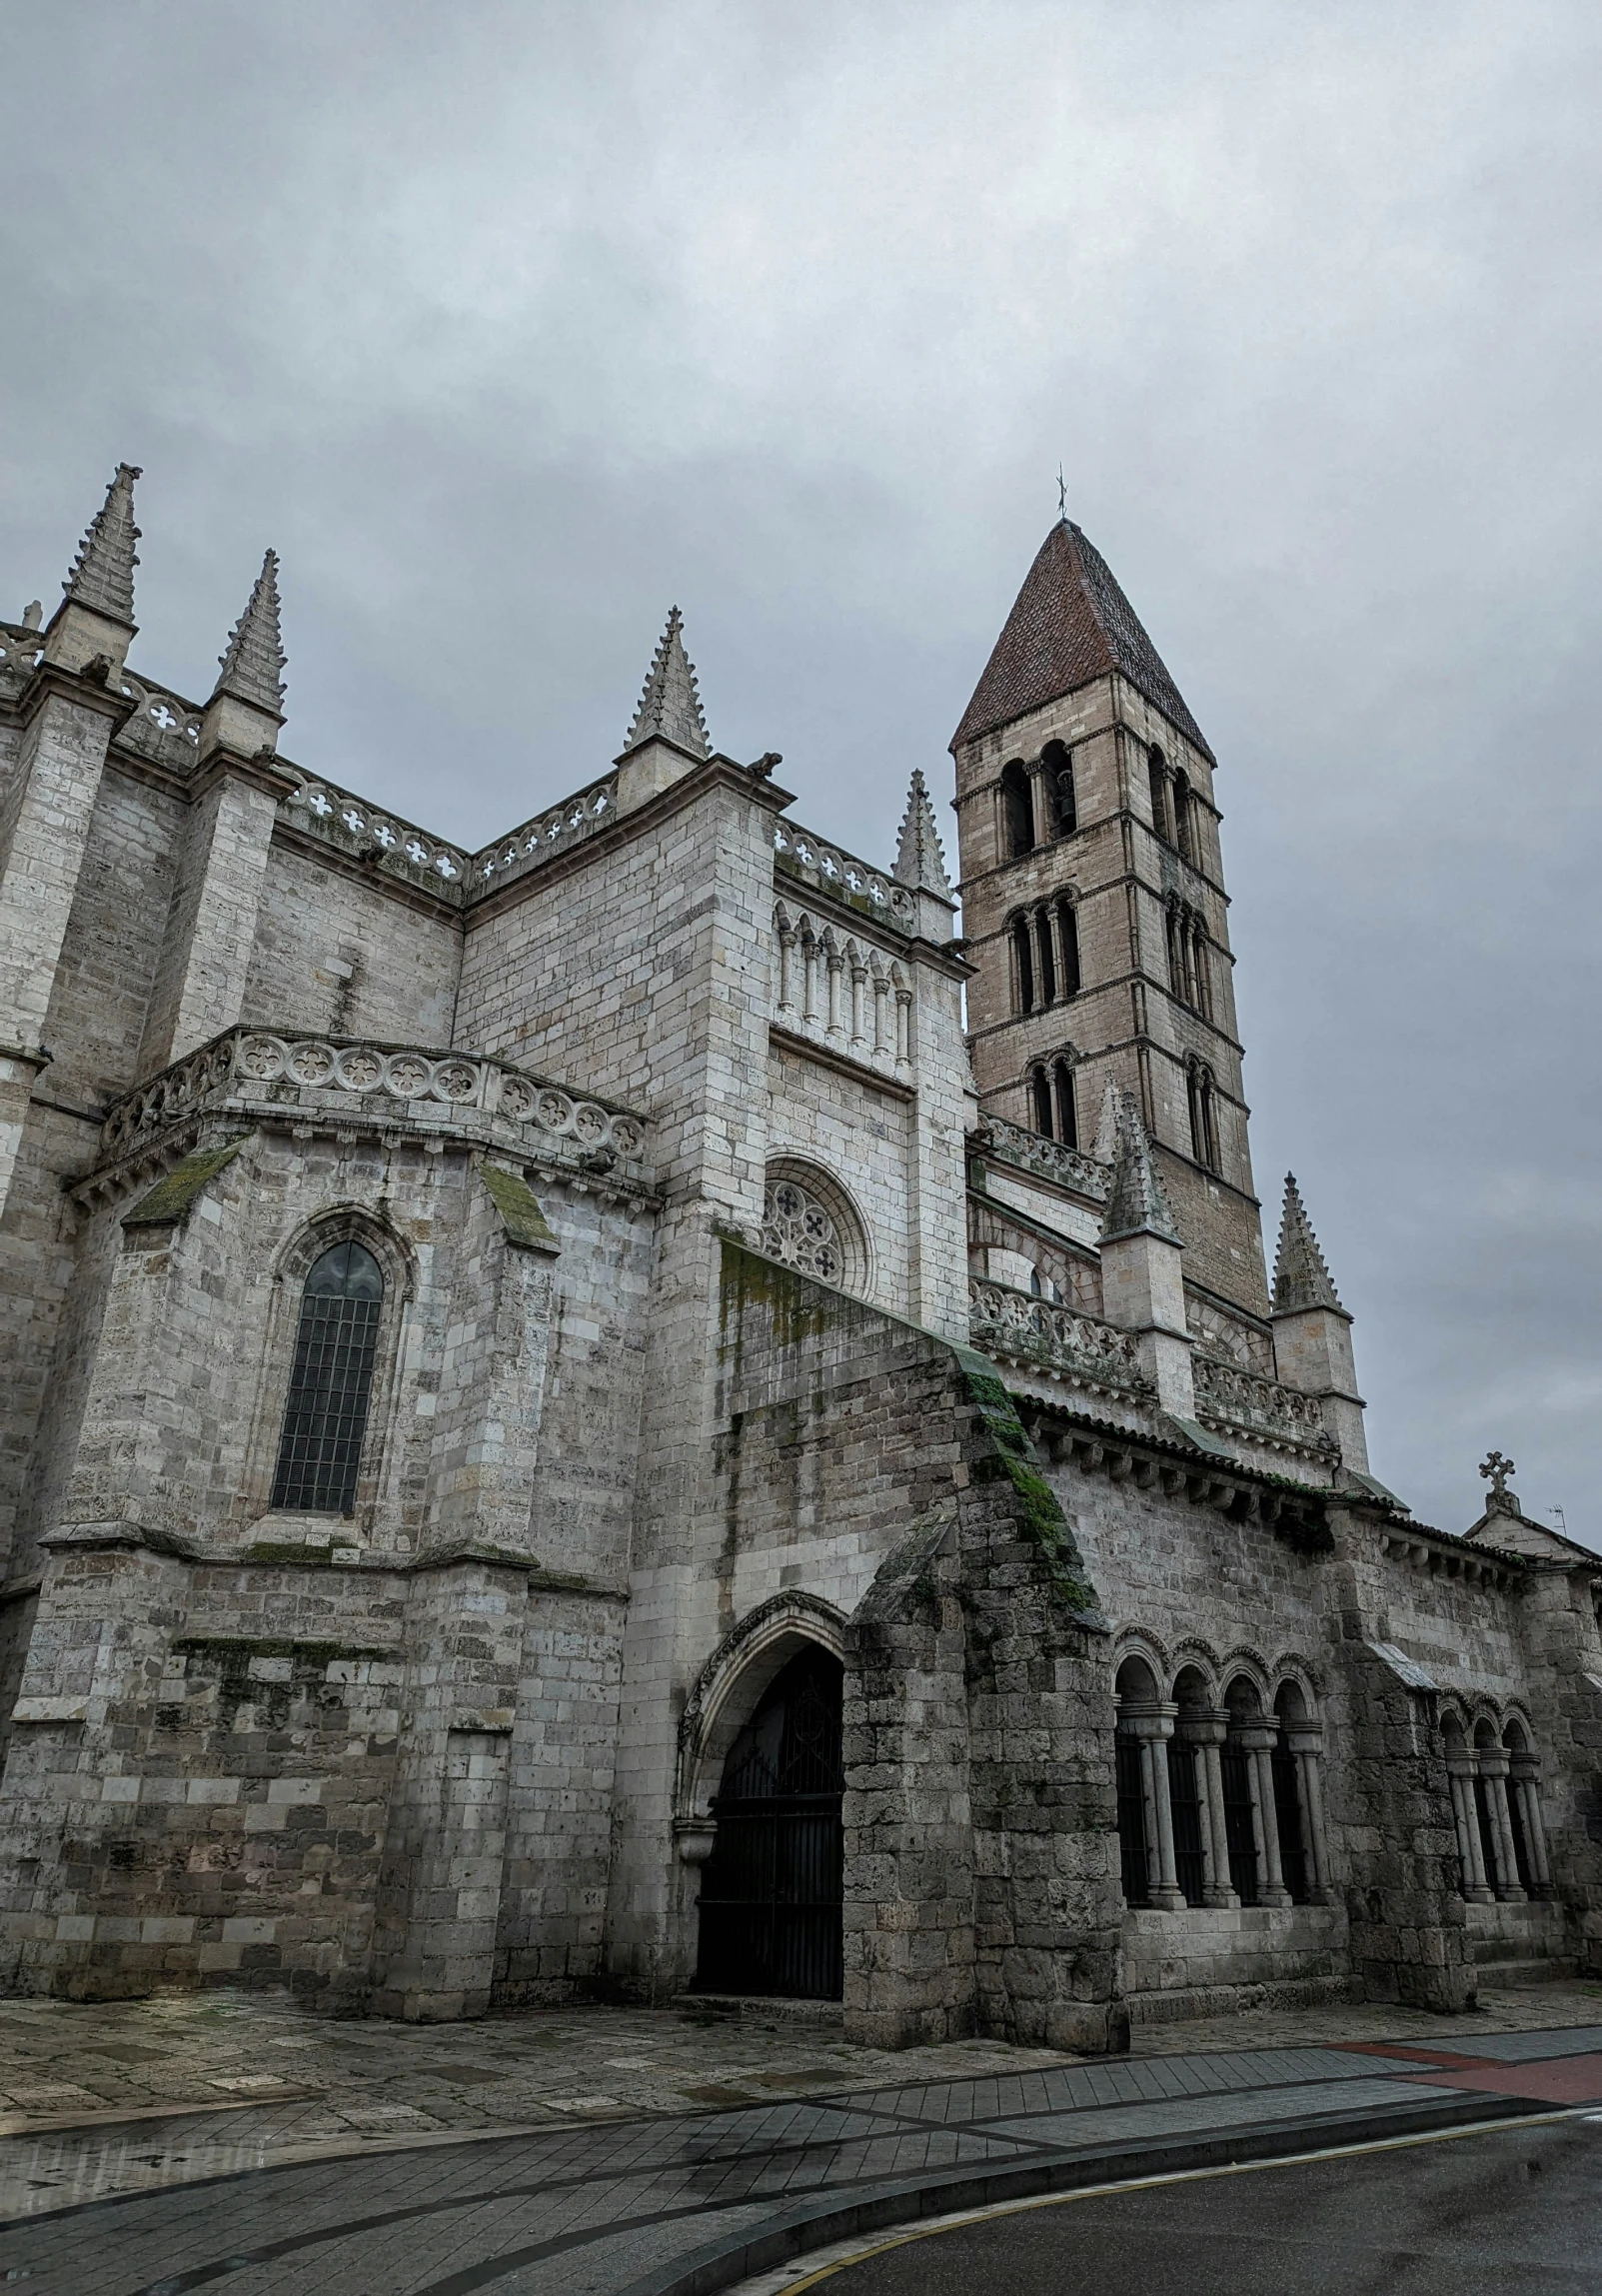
122;1140;246;1228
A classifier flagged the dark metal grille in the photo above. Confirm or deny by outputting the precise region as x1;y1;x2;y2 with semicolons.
270;1239;383;1515
1167;1739;1207;1906
696;1648;844;2000
1116;1735;1149;1906
1221;1747;1259;1905
1271;1743;1310;1903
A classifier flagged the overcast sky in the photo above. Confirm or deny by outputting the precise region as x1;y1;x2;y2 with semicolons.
2;1;1598;1543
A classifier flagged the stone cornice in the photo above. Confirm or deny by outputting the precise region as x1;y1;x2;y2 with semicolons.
16;659;139;734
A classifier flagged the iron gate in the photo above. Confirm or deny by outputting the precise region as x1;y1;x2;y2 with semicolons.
694;1646;844;2000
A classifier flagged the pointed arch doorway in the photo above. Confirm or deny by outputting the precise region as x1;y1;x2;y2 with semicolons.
693;1644;844;2000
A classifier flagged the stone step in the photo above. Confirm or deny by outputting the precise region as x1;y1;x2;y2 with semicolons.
1472;1955;1579;1986
673;1992;845;2030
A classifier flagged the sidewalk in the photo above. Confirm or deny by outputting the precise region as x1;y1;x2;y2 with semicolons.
3;2013;1600;2296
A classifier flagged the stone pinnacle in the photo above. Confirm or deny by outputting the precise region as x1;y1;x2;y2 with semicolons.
61;463;141;625
1101;1088;1182;1244
1272;1172;1344;1312
892;769;952;897
623;606;710;760
212;550;287;717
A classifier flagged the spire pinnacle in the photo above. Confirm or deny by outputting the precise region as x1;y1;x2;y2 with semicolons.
892;769;952;897
1101;1088;1182;1245
61;463;141;626
1272;1173;1344;1313
212;550;287;717
622;607;710;760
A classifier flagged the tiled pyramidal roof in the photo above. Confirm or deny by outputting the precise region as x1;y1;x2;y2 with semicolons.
62;463;142;625
623;606;711;760
212;550;287;715
1272;1173;1344;1312
951;518;1212;761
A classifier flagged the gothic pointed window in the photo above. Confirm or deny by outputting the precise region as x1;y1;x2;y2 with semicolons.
1000;760;1034;858
1030;1065;1053;1136
270;1239;385;1514
1011;914;1035;1014
1057;900;1080;997
1053;1059;1078;1149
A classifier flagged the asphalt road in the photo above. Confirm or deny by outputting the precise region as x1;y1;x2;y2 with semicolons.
806;2118;1602;2294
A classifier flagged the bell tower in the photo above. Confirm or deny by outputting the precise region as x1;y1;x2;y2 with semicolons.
951;515;1268;1316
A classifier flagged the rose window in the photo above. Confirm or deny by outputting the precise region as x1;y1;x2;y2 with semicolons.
761;1177;845;1284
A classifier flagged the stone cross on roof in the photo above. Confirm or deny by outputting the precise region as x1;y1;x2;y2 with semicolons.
1479;1449;1517;1505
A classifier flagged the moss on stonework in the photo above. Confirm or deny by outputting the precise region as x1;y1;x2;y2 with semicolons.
950;1343;1100;1616
122;1140;247;1228
718;1234;839;1354
479;1162;559;1252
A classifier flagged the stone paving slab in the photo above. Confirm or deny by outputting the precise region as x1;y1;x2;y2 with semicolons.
0;2029;1568;2296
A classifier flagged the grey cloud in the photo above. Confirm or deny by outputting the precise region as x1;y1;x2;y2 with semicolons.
2;0;1598;1538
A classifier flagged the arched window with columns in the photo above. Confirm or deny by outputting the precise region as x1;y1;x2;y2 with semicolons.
1029;1064;1053;1136
1114;1655;1186;1911
1148;748;1171;843
1010;913;1035;1014
1503;1720;1551;1896
1057;899;1081;997
1052;1057;1078;1148
1271;1680;1327;1905
1222;1675;1294;1908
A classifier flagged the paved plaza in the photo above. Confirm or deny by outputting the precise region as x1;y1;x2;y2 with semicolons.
0;1988;1600;2292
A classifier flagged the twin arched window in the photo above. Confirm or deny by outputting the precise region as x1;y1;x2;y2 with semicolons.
1000;746;1077;861
1029;1057;1079;1148
1186;1060;1220;1173
270;1239;384;1515
1165;899;1213;1019
1148;749;1197;867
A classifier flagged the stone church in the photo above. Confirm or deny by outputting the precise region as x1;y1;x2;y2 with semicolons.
0;464;1597;2047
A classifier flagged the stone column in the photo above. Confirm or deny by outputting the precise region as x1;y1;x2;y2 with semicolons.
1480;1750;1527;1901
849;954;868;1050
776;916;798;1017
1025;757;1050;847
1510;1758;1553;1896
1236;1721;1292;1907
1178;1709;1237;1908
1126;1706;1185;1910
1285;1724;1330;1904
825;939;846;1039
1446;1754;1493;1902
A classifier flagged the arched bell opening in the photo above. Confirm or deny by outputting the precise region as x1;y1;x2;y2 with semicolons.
692;1644;844;2000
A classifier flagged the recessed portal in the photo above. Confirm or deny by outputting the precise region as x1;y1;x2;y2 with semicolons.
694;1645;844;2000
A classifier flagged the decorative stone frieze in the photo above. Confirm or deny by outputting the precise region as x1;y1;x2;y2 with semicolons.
968;1274;1154;1398
976;1115;1111;1203
89;1026;651;1198
775;817;916;931
280;772;471;900
470;775;618;896
1191;1353;1335;1456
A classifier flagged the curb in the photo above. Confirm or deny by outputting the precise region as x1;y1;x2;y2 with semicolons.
614;2090;1548;2296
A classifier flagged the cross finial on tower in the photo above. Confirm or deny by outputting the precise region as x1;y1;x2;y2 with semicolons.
1057;464;1068;522
1479;1450;1516;1503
